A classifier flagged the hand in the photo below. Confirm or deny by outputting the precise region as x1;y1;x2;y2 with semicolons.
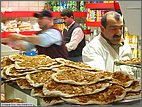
9;33;24;41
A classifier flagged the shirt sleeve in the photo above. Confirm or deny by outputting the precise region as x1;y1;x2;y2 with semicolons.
23;41;35;51
38;29;62;47
66;27;84;52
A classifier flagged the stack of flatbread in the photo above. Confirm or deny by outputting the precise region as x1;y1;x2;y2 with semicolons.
115;58;141;65
1;55;141;105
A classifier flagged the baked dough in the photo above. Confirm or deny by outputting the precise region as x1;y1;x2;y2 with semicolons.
108;71;134;87
43;79;111;97
39;97;64;106
125;79;141;92
61;85;126;105
26;70;56;87
52;69;112;85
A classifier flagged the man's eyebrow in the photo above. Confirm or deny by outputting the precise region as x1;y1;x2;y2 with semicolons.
110;25;123;28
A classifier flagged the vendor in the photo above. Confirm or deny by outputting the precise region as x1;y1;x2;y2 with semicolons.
82;11;134;75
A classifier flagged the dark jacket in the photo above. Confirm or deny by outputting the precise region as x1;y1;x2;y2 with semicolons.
63;22;85;57
36;26;68;59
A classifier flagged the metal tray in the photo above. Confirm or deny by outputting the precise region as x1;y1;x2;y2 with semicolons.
112;98;141;105
114;61;141;68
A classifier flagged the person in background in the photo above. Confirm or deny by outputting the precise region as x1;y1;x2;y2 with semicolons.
9;9;68;59
61;9;85;62
82;11;134;75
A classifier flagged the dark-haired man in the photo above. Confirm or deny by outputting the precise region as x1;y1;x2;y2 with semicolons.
9;9;68;59
61;9;85;62
82;11;133;75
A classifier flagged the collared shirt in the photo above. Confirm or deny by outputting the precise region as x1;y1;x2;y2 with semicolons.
24;29;62;51
82;33;133;75
101;33;124;54
63;21;84;52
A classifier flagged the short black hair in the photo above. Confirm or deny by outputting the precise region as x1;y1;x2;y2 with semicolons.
34;9;52;18
101;11;122;28
61;9;73;18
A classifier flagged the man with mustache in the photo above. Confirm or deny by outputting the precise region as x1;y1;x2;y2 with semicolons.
61;9;85;62
82;11;133;75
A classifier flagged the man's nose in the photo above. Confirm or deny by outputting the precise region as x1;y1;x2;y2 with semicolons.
116;28;122;35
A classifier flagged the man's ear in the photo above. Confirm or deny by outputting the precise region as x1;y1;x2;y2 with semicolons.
100;25;104;32
70;16;74;19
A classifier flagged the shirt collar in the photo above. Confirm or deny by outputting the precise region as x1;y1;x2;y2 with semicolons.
65;21;75;30
101;32;124;46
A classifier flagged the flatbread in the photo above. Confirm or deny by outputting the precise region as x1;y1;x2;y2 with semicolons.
14;57;56;69
31;87;46;97
1;65;25;81
125;79;141;92
9;54;30;62
1;98;26;103
39;97;64;106
5;64;38;76
9;54;49;62
108;71;134;87
16;78;32;89
52;69;112;85
124;91;141;100
1;56;14;69
37;63;64;70
43;79;111;97
61;85;126;105
115;58;141;65
55;58;96;70
52;65;76;72
26;70;56;87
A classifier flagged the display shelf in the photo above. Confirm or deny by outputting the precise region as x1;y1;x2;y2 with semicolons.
114;1;120;10
86;3;115;9
84;29;91;34
1;11;87;17
85;21;101;27
85;2;120;10
85;2;120;27
1;29;90;38
1;31;37;38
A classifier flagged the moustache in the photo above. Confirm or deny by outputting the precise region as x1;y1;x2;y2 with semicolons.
113;35;121;38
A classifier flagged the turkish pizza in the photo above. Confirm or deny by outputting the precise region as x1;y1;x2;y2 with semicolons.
125;79;141;92
9;54;49;62
14;55;56;69
5;64;38;76
31;87;46;97
124;91;141;100
1;56;14;70
55;58;96;70
115;58;141;65
36;63;64;70
26;70;56;87
1;98;26;103
16;78;32;89
108;71;134;87
9;54;30;62
1;65;25;81
52;69;112;85
39;97;64;106
61;85;126;105
43;79;111;97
